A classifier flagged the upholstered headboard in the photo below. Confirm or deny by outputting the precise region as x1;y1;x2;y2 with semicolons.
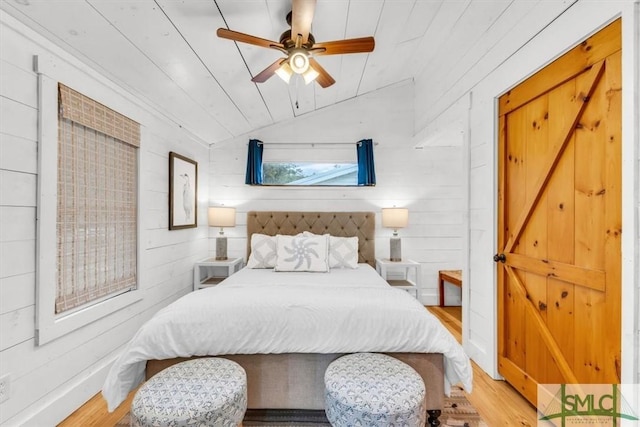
246;211;376;267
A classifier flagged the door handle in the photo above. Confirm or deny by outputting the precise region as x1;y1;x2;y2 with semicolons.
493;253;506;263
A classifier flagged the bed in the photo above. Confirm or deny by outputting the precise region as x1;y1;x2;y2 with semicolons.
102;211;472;425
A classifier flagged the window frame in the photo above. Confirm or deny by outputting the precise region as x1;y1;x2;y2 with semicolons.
250;141;371;187
35;71;142;345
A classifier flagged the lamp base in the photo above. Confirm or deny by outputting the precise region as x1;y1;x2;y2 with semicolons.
389;237;402;262
215;236;228;261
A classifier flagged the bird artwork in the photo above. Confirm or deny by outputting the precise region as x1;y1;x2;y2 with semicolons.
180;173;193;221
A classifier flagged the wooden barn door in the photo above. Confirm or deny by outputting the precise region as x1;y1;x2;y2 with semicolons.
496;19;621;405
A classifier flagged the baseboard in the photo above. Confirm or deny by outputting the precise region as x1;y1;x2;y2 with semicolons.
418;290;438;306
4;354;116;427
419;291;462;306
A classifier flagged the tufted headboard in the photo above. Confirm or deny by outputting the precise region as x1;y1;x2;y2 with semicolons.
246;211;376;267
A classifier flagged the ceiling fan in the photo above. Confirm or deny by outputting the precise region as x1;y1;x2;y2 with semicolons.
217;0;375;88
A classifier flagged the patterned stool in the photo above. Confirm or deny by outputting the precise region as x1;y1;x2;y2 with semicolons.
131;358;247;427
324;353;426;427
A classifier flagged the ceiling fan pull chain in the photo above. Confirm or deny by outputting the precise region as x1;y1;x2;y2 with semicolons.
295;76;300;109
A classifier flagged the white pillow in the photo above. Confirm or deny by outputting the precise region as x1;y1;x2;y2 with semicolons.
328;236;359;269
302;231;359;269
274;234;329;272
246;233;277;268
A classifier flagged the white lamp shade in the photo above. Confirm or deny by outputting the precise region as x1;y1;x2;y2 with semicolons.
208;207;236;228
275;62;293;83
382;208;409;229
303;67;319;85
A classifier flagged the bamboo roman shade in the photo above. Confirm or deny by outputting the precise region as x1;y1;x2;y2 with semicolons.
56;84;140;314
59;83;140;148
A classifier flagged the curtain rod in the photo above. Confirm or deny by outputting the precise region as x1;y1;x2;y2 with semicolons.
249;142;378;147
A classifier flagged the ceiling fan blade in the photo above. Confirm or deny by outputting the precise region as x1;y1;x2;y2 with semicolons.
217;28;284;50
309;58;335;88
312;37;375;55
252;59;287;83
291;0;316;45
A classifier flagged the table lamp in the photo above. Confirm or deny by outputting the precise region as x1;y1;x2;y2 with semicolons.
208;206;236;260
382;207;409;262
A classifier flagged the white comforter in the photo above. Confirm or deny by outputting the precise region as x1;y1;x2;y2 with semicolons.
102;264;473;411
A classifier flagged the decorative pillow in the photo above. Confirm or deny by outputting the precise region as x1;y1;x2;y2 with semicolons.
246;233;277;268
302;232;359;269
328;236;359;269
274;234;329;272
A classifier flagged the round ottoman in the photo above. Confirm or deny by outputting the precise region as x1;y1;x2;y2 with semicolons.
324;353;427;427
131;358;247;427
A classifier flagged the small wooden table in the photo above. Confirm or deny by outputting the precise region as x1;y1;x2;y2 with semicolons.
438;270;462;307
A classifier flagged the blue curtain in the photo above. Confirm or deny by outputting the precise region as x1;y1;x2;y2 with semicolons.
245;139;264;185
356;139;376;186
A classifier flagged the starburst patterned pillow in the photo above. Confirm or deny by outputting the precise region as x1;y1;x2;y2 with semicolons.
274;235;329;272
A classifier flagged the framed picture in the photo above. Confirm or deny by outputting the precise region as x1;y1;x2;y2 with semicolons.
169;152;198;230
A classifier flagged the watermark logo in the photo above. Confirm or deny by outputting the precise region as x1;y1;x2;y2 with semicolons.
538;384;639;426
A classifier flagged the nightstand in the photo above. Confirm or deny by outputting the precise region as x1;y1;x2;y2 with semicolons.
193;257;243;291
375;258;420;299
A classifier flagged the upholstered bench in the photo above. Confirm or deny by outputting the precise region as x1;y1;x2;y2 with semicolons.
324;353;427;427
131;358;247;427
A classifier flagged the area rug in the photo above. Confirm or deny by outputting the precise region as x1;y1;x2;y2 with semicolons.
441;385;487;427
116;386;486;427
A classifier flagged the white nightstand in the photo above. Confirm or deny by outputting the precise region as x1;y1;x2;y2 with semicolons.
193;257;243;291
375;258;421;299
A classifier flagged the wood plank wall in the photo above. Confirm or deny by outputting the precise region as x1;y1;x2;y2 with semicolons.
411;0;639;387
0;15;210;426
0;1;637;425
209;81;467;306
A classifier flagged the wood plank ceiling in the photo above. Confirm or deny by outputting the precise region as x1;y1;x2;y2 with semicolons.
1;0;523;146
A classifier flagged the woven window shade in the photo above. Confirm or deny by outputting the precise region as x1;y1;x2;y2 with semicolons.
59;83;140;148
56;85;139;314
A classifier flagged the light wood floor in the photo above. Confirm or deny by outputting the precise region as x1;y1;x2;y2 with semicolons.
429;306;538;426
59;306;538;426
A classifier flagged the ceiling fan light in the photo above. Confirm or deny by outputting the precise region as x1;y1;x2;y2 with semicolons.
289;50;309;74
275;62;293;83
303;67;319;85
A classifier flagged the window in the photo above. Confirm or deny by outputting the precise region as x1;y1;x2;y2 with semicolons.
262;162;358;186
246;139;375;186
36;78;142;344
56;112;137;313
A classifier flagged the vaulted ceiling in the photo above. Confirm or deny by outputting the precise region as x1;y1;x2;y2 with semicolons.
2;0;539;145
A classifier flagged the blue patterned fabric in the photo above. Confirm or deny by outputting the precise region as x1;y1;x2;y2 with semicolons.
324;353;426;427
131;358;247;427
